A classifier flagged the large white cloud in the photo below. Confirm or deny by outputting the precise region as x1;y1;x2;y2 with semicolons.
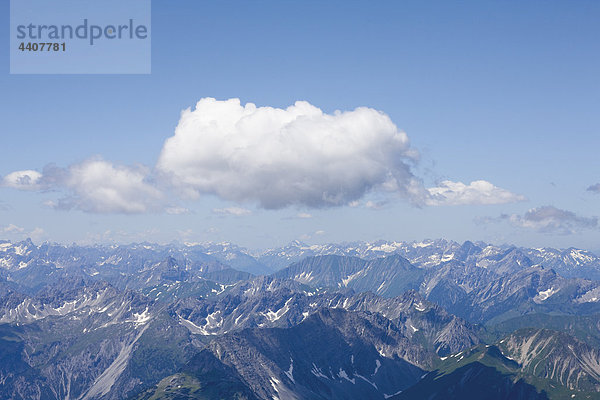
425;180;525;206
157;98;424;209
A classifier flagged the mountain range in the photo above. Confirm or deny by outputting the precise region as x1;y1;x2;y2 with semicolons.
1;238;599;399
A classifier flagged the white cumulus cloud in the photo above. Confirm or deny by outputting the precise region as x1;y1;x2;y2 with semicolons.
296;213;313;219
157;98;423;209
425;180;525;206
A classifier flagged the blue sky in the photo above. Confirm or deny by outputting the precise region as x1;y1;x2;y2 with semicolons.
1;0;599;250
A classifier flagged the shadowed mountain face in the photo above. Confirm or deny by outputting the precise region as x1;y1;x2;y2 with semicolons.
0;275;479;399
0;239;600;399
138;308;427;400
393;362;549;400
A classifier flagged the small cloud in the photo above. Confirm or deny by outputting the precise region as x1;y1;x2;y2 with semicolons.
299;229;326;241
587;183;600;193
296;213;313;219
348;200;361;208
30;227;45;241
2;224;25;233
0;224;45;241
166;206;190;215
426;180;525;206
42;200;58;208
365;200;387;210
484;205;598;235
53;159;164;214
205;227;219;234
2;170;43;191
212;206;252;216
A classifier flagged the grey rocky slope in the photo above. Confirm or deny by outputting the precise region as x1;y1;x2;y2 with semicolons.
499;328;600;392
169;277;481;357
0;279;200;400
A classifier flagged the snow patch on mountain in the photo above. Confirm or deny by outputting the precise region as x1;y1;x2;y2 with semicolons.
536;287;558;301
